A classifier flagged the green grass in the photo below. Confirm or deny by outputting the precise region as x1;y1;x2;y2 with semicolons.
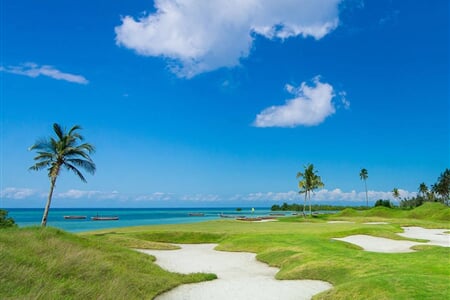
0;226;216;299
2;203;449;299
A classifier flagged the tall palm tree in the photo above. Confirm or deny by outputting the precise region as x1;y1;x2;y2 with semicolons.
392;187;400;204
432;169;450;206
297;164;324;216
29;123;96;226
359;168;369;207
418;182;428;198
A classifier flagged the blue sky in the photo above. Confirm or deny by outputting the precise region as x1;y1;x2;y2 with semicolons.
1;0;448;208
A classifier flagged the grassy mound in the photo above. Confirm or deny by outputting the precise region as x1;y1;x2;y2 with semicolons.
406;202;450;221
333;202;449;222
0;227;215;299
336;208;360;217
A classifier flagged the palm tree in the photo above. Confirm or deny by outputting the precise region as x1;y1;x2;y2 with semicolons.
29;124;96;227
392;187;400;204
359;168;369;207
297;164;324;216
432;169;450;206
418;182;428;199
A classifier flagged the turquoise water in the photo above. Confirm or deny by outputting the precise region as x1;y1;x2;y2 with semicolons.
6;208;275;233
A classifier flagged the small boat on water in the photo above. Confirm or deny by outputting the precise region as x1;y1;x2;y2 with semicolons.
91;216;119;221
64;215;87;220
188;213;205;216
269;213;285;216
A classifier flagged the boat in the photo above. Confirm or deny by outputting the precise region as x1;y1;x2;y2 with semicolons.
91;216;119;221
64;215;87;220
188;213;205;216
269;213;285;216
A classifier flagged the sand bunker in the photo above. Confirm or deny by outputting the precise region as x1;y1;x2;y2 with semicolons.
334;227;450;253
327;221;354;224
138;244;332;300
363;222;389;225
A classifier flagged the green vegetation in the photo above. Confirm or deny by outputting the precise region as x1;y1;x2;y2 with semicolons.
271;203;366;212
29;123;96;227
0;227;215;299
2;203;449;299
400;169;450;208
297;163;324;216
0;209;16;228
359;168;369;207
374;199;393;208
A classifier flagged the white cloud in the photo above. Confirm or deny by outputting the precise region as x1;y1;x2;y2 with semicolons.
135;192;175;202
0;62;88;84
254;76;342;127
56;189;123;200
115;0;342;77
0;187;38;200
1;187;417;205
230;189;417;203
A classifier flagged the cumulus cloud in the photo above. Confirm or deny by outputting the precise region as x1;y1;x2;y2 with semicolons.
0;187;38;200
0;62;88;84
1;187;417;205
56;189;122;200
135;192;175;202
230;189;417;203
115;0;342;77
254;76;346;127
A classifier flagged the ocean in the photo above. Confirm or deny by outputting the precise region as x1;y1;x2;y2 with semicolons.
6;207;274;233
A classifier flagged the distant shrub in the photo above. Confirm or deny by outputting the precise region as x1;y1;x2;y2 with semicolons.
0;209;16;228
374;199;392;208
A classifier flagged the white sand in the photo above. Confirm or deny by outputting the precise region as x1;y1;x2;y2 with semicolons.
363;222;389;225
333;227;450;253
138;244;332;300
397;227;450;247
327;221;354;224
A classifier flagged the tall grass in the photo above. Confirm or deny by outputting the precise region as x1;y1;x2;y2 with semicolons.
0;227;215;299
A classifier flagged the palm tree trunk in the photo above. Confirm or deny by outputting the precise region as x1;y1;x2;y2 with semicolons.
303;192;307;217
364;180;368;207
41;177;56;227
309;192;312;216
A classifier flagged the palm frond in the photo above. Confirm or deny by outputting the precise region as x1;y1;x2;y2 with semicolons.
66;158;96;174
28;138;52;151
30;123;95;184
64;163;87;182
29;161;52;171
53;123;65;140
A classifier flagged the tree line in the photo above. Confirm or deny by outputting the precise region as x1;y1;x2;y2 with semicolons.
276;165;449;214
397;169;449;208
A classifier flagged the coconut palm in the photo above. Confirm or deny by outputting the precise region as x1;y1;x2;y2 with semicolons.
418;182;429;200
29;123;96;226
432;169;450;205
392;187;400;204
360;168;369;207
297;164;324;216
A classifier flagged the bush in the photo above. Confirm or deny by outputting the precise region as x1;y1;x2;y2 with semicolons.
374;199;392;208
0;209;16;228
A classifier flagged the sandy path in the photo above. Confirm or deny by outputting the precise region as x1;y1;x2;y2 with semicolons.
138;244;332;300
